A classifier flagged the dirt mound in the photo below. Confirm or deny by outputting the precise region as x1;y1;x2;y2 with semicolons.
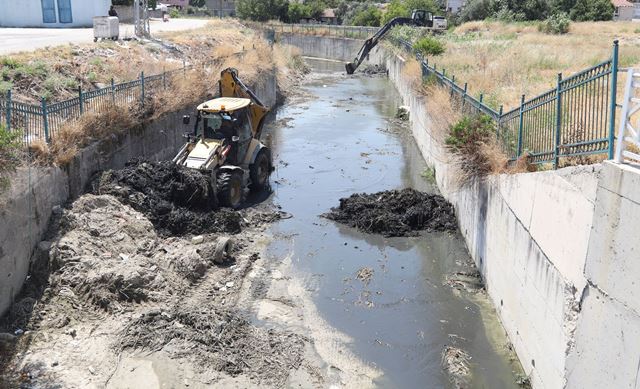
120;306;305;386
46;195;215;310
324;188;457;237
93;159;242;236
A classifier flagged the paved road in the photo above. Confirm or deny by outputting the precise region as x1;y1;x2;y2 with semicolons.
0;19;210;55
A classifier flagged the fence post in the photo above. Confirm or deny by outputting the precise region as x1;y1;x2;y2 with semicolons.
451;75;456;98
498;105;504;136
608;40;619;160
41;97;50;142
479;93;484;114
163;67;167;90
78;86;84;114
462;82;468;109
554;73;563;168
140;71;145;107
6;89;11;131
183;60;186;78
111;78;115;105
517;94;526;157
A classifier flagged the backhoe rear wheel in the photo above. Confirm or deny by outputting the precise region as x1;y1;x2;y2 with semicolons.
249;148;272;192
217;171;243;209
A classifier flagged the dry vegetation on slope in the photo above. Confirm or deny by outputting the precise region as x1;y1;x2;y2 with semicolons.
424;21;640;110
0;19;306;104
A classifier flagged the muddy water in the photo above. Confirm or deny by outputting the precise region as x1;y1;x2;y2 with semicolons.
264;59;522;388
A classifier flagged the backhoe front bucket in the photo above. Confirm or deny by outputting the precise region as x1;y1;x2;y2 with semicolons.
345;62;356;75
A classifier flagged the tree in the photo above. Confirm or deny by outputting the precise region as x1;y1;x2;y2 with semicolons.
458;0;494;22
381;0;409;24
570;0;614;21
287;2;309;22
237;0;288;21
190;0;207;6
351;6;382;26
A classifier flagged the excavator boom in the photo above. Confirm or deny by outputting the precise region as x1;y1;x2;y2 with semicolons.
345;17;414;75
345;10;447;75
219;68;270;139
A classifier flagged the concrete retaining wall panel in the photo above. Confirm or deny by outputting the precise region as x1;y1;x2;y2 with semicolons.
0;167;68;315
584;161;640;315
566;285;640;389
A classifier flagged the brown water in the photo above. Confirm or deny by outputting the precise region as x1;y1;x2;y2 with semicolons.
262;59;523;388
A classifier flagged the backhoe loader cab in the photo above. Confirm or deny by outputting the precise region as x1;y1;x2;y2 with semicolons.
173;69;272;209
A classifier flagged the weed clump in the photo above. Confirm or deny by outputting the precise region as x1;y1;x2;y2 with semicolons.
538;13;570;35
446;115;506;181
0;125;22;192
413;36;446;57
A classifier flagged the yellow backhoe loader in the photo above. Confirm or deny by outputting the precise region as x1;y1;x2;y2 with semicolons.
173;68;272;209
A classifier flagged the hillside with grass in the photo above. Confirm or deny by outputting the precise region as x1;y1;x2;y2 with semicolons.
389;20;640;111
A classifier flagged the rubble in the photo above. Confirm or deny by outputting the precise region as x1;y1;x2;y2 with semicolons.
324;188;457;237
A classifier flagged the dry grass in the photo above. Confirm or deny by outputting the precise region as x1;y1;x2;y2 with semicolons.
436;20;640;111
48;106;138;165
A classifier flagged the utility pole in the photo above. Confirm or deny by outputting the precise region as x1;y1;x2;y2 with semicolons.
134;0;151;38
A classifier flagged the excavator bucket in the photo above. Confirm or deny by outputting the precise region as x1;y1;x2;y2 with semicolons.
345;62;356;75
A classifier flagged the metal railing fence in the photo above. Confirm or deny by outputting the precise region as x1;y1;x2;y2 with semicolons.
0;54;240;146
395;37;619;167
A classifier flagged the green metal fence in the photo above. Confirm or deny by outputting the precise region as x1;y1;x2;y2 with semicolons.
397;38;619;167
0;63;205;145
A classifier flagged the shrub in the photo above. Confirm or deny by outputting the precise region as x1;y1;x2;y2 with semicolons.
0;125;22;192
446;115;510;181
446;115;495;152
538;13;570;34
413;36;445;57
169;8;181;18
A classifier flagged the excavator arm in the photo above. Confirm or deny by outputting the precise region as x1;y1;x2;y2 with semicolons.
219;68;270;139
345;17;417;75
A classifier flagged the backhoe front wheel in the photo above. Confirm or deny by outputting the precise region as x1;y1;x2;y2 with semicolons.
217;171;243;209
249;148;272;192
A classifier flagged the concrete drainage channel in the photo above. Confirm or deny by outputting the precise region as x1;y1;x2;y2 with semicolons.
0;59;527;386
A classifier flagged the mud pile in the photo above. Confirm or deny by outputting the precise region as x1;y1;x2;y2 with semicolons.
121;306;305;386
359;64;387;76
46;195;216;311
324;188;457;237
93;159;242;236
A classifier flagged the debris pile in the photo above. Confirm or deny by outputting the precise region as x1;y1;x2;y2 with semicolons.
441;346;472;388
324;188;457;237
120;306;305;386
359;64;387;76
47;195;213;310
93;159;242;236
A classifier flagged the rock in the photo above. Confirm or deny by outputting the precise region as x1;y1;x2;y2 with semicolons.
119;253;129;261
191;235;204;245
225;281;234;288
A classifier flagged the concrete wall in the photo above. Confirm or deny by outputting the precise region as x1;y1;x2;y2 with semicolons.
0;0;112;28
0;71;277;317
277;34;364;62
282;34;640;389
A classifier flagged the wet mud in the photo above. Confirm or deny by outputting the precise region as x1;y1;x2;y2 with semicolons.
92;159;244;236
324;188;458;237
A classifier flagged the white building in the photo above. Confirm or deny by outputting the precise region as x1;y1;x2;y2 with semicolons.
446;0;466;14
0;0;112;28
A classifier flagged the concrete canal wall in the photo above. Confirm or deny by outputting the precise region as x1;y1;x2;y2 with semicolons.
279;33;640;389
